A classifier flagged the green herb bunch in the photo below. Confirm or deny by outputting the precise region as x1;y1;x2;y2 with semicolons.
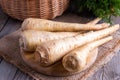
70;0;120;22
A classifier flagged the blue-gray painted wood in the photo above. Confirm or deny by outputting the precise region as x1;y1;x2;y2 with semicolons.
0;8;8;31
13;70;33;80
103;51;120;80
0;18;21;38
0;60;17;80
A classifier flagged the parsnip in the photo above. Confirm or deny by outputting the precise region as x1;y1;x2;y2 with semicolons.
35;24;119;67
62;36;112;72
21;18;109;31
20;30;80;52
20;48;98;76
87;18;101;25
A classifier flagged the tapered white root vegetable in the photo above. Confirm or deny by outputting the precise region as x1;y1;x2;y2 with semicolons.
21;18;109;31
20;48;98;76
35;24;119;67
19;30;80;52
87;18;101;25
62;36;112;72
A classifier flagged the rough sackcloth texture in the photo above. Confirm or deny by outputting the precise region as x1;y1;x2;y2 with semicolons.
0;29;120;80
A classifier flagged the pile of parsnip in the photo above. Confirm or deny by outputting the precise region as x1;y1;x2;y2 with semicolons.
20;18;119;73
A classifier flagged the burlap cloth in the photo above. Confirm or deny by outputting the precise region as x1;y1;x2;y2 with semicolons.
0;29;120;80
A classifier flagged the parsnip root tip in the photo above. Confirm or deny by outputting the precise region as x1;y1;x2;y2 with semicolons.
95;23;110;30
87;18;102;25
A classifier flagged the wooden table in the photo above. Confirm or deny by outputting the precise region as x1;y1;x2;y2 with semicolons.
0;7;120;80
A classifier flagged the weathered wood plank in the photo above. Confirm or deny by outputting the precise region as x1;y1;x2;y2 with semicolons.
0;18;21;80
88;68;104;80
0;11;22;79
112;16;120;25
0;18;21;38
102;51;120;80
100;17;120;80
0;60;17;80
88;16;120;80
0;58;2;63
13;70;33;80
0;8;9;31
0;8;8;65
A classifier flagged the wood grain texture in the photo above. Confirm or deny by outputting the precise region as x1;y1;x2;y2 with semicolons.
0;18;21;38
102;51;120;80
53;13;91;23
88;16;120;80
0;9;27;80
0;8;8;31
87;68;104;80
0;58;2;63
112;16;120;25
0;8;31;79
13;70;33;80
0;60;17;80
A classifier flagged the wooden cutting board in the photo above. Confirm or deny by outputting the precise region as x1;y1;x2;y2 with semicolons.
0;29;120;80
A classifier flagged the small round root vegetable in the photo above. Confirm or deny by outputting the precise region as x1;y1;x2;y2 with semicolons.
34;24;119;67
19;30;79;52
21;18;109;31
62;36;112;72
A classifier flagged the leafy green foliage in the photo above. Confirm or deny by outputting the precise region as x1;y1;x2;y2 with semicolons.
70;0;120;23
